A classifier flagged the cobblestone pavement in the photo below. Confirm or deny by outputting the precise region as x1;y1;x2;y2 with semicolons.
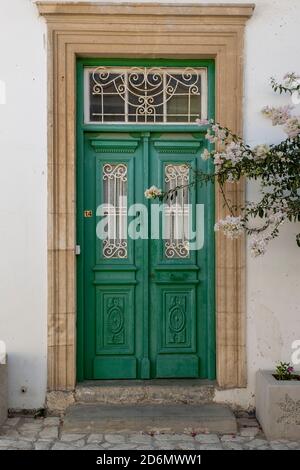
0;415;300;450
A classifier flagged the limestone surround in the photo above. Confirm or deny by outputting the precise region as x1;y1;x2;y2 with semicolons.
37;2;255;392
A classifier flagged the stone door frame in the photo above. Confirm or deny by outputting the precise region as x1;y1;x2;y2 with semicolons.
37;2;255;392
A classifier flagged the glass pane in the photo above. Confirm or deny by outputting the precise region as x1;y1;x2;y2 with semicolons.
102;163;128;259
164;164;190;259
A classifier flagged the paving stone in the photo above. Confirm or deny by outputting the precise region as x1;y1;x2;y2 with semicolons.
197;444;223;450
19;430;38;440
105;434;126;444
271;439;290;444
221;434;249;443
19;422;43;432
154;433;194;442
287;441;300;449
1;429;20;438
128;434;153;444
39;426;59;440
270;442;289;450
109;444;137;450
81;444;103;450
43;417;60;426
72;439;86;448
5;418;21;427
60;433;86;442
195;433;220;444
135;445;155;450
154;433;194;441
87;433;104;444
70;439;85;449
240;427;259;437
52;442;75;450
10;440;33;450
175;443;198;450
244;438;269;449
34;440;52;450
223;442;243;450
0;438;18;448
0;425;10;433
155;445;177;450
100;442;112;449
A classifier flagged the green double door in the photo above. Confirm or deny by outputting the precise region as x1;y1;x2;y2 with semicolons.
80;131;215;380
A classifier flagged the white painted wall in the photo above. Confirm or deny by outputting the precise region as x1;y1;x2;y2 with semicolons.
0;0;47;408
0;0;299;409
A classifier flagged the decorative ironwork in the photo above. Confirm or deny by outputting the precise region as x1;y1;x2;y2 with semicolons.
102;163;128;259
86;66;207;123
103;163;127;182
164;164;190;258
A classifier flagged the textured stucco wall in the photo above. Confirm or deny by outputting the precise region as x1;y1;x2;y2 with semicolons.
0;0;299;408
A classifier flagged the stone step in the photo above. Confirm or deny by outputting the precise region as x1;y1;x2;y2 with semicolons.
63;403;237;434
75;379;216;405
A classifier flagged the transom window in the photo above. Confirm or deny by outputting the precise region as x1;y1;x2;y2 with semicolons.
84;66;208;124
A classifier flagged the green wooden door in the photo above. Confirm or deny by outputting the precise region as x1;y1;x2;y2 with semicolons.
81;131;215;380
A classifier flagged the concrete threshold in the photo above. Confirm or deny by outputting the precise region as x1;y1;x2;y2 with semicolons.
63;403;237;434
75;379;216;405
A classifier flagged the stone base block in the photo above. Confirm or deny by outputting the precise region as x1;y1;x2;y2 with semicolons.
256;370;300;440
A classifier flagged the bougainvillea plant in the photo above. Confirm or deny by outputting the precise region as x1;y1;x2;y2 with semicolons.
145;73;300;257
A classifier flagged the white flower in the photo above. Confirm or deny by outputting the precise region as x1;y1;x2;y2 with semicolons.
250;235;269;257
214;215;244;239
283;72;300;89
253;144;270;159
283;117;300;138
268;210;286;225
144;185;162;199
201;148;211;160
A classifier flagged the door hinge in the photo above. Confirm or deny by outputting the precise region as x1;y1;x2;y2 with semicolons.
75;245;81;255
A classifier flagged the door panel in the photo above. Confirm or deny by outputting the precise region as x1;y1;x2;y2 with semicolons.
82;131;214;379
149;134;204;378
84;133;143;379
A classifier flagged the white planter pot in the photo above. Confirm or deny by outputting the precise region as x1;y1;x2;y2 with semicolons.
256;370;300;440
0;360;7;426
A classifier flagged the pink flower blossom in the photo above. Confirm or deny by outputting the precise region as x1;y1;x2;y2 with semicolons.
261;105;293;126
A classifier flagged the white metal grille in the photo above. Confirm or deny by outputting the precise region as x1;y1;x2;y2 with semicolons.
164;164;190;259
85;66;207;124
102;163;128;259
